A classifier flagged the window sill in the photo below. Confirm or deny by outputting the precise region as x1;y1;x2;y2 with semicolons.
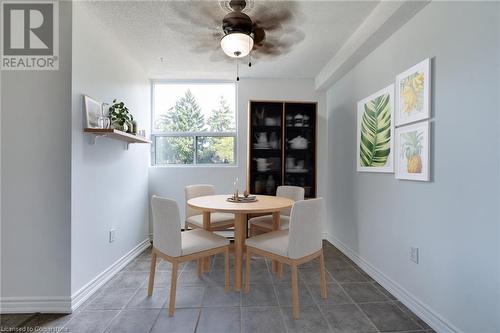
149;164;239;169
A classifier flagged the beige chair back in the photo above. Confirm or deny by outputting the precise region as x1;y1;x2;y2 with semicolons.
287;198;324;259
276;186;305;216
151;196;182;257
185;184;215;219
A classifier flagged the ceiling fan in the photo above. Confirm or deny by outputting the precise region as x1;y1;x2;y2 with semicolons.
169;0;304;62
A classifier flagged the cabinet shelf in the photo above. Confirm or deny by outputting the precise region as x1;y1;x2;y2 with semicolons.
84;128;151;149
248;101;317;198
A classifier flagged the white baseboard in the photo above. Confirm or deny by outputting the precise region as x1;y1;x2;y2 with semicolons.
0;297;71;314
325;233;461;333
70;238;151;311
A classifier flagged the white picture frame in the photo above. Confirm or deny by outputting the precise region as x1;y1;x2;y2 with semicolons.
356;84;394;173
395;121;430;181
83;95;102;128
395;58;431;126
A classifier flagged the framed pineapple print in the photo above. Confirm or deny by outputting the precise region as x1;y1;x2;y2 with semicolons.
395;58;431;126
395;121;430;181
356;84;394;173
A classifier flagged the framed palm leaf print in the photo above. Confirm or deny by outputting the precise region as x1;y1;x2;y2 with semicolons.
356;84;394;173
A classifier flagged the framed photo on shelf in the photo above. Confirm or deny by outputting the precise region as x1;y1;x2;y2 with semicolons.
356;84;394;173
395;121;430;181
395;58;431;126
83;95;102;128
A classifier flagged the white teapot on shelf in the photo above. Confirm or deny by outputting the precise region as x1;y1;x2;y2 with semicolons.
289;135;309;149
255;132;268;145
255;158;271;172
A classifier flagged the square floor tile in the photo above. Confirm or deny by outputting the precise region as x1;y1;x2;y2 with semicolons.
104;271;148;290
63;310;118;333
150;308;200;333
86;288;138;310
172;286;205;308
104;309;160;333
320;303;377;333
212;254;235;271
342;283;389;303
274;282;315;307
178;268;211;287
372;282;397;300
202;286;241;307
393;301;432;330
299;268;335;285
242;284;278;306
281;305;330;333
126;288;168;309
124;258;155;272
150;270;173;288
245;267;273;285
308;282;353;305
329;267;368;283
242;306;286;333
197;307;241;333
359;302;422;332
205;268;233;286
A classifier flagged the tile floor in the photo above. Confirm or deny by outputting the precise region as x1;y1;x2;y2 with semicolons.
1;241;435;333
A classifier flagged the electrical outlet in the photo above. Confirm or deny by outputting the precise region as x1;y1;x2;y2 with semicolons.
109;229;116;243
410;247;419;264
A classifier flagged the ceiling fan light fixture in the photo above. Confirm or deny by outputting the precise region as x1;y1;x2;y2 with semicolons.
220;32;254;58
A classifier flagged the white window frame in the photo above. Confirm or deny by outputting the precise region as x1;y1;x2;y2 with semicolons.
150;80;238;167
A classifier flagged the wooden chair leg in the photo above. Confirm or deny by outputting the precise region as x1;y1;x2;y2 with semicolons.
224;247;230;293
197;258;202;278
319;251;327;299
168;261;179;317
147;251;157;297
291;263;300;319
277;263;283;277
244;248;251;293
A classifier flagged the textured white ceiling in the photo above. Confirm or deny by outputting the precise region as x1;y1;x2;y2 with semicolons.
80;1;379;79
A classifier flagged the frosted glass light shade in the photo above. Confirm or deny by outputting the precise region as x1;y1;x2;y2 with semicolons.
220;32;254;58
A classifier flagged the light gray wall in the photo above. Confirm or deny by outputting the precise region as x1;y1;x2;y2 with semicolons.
149;78;327;227
1;1;72;305
325;2;499;332
71;3;150;296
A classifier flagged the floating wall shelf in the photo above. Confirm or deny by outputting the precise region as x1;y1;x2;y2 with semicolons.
84;128;151;150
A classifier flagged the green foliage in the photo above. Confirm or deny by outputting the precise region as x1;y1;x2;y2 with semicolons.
156;90;235;164
401;130;423;159
156;137;194;164
108;99;133;126
196;137;234;164
207;96;235;132
359;93;392;167
156;90;205;132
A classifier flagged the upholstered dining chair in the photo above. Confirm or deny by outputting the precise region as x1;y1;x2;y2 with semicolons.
148;196;230;316
248;185;305;236
245;198;326;319
185;184;234;231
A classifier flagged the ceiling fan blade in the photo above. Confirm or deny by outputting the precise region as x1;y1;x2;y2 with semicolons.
169;1;222;31
252;26;266;45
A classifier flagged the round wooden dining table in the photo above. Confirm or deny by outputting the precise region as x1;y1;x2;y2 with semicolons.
187;194;294;291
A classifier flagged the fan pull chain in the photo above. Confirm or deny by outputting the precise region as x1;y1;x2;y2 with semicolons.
236;58;240;81
248;38;252;67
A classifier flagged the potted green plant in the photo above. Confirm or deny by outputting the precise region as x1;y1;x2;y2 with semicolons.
108;99;133;132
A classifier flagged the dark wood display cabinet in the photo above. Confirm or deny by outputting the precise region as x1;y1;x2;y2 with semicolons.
248;101;317;198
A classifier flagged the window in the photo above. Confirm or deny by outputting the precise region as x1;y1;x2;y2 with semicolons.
152;82;236;165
